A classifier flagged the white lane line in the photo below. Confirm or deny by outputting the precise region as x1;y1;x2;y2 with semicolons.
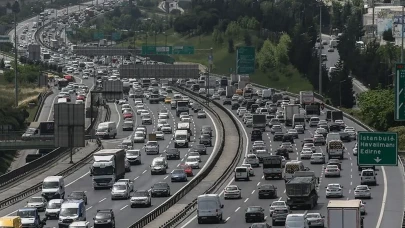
278;197;282;201
86;206;92;211
377;167;388;228
120;205;128;210
350;182;352;186
235;207;240;212
47;94;59;121
134;176;139;180
99;198;106;202
142;170;147;174
244;198;249;203
114;103;122;128
225;217;231;222
251;190;255;194
257;182;260;186
164;175;169;180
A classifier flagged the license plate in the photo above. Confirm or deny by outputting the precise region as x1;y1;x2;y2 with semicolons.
201;217;207;219
99;183;107;186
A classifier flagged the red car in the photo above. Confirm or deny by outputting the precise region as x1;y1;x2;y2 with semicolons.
182;164;193;177
123;112;133;119
76;95;85;101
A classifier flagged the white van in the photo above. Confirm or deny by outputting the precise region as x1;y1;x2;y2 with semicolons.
58;200;86;227
234;166;250;181
309;117;320;127
197;194;223;224
95;122;117;139
285;213;310;228
174;130;189;148
69;221;89;228
41;176;65;200
58;98;67;103
360;169;377;185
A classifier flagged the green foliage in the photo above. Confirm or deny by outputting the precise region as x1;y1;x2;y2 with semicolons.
358;89;396;131
257;39;276;72
328;60;355;108
227;38;234;53
3;64;41;84
382;29;395;42
0;58;4;69
225;21;241;39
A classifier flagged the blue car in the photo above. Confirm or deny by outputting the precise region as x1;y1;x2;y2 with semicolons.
171;169;188;182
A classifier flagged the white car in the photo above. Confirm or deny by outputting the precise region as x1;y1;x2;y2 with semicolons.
116;179;134;192
179;113;189;119
335;119;345;128
26;196;47;211
354;185;371;199
287;129;298;138
325;183;343;198
157;119;168;129
140;110;150;117
325;165;341;177
306;213;325;227
313;134;325;145
241;164;254;176
310;153;325;164
232;94;239;101
294;125;305;133
130;190;151;207
345;129;357;140
136;108;146;115
161;124;172;134
133;131;145;143
45;199;63;219
224;185;242;199
300;148;313;159
245;154;260;167
185;157;199;169
181;116;191;122
271;125;282;133
155;131;165;140
82;74;88;79
158;114;169;119
269;201;289;216
353;146;358;156
253;141;265;146
188;152;201;162
303;143;316;153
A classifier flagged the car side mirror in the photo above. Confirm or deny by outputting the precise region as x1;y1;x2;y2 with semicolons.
221;205;224;208
363;202;366;204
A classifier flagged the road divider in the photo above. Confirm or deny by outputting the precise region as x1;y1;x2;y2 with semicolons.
32;90;53;122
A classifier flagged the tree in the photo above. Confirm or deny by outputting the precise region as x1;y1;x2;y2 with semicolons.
0;58;4;69
382;28;395;42
228;38;234;53
257;39;276;72
244;32;252;46
328;60;354;108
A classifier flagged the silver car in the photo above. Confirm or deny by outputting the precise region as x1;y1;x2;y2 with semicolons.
111;182;130;200
130;190;151;207
45;199;63;219
294;124;304;133
306;213;325;227
155;131;165;140
26;196;47;211
354;185;371;199
133;131;145;143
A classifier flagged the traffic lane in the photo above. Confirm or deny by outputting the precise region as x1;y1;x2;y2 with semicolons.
320;34;339;69
37;87;59;122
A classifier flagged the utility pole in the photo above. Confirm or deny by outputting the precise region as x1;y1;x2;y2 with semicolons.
402;4;405;62
372;0;375;39
319;3;322;96
12;1;20;107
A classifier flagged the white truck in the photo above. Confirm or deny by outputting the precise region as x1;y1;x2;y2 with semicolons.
262;89;273;100
238;75;250;83
226;86;236;98
327;200;363;228
91;149;126;189
174;130;189;148
284;104;300;126
230;74;238;85
205;76;216;88
177;122;192;139
299;91;314;106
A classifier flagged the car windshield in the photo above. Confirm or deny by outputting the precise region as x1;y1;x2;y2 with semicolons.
187;158;198;162
147;142;158;146
156;131;163;134
47;202;61;209
69;192;83;198
95;212;111;220
60;208;78;216
158;120;167;124
247;207;262;212
127;150;139;156
272;202;285;207
17;210;36;218
357;186;368;190
153;183;168;189
113;185;127;190
43;181;59;189
189;152;199;157
167;149;178;154
195;145;205;149
328;184;340;189
226;186;238;191
134;191;149;197
306;214;321;218
153;160;164;166
135;133;144;137
172;170;184;174
29;197;43;203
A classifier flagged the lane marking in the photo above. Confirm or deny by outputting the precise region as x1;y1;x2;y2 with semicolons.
120;205;128;210
142;170;147;174
251;190;255;194
244;198;249;203
86;206;92;211
99;198;106;202
235;207;240;212
225;217;230;222
376;167;387;228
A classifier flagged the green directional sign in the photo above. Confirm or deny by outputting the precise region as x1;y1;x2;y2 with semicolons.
172;46;194;55
358;132;398;166
112;32;121;41
0;35;10;43
142;46;172;55
395;63;405;121
93;32;104;40
236;46;255;74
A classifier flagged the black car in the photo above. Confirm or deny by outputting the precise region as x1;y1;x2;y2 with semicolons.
258;184;278;199
193;104;202;112
199;134;212;146
273;132;284;141
275;148;289;160
201;125;212;137
166;148;180;160
282;134;294;144
67;191;87;205
193;144;207;155
339;132;351;142
231;102;240;110
94;209;115;228
223;99;232;105
151;182;170;197
245;206;265;223
329;123;341;132
251;129;262;141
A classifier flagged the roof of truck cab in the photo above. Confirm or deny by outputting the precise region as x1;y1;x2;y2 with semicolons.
44;176;63;182
327;200;361;208
288;176;314;184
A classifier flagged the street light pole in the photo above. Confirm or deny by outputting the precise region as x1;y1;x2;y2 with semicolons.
12;1;20;108
319;2;322;96
339;79;347;107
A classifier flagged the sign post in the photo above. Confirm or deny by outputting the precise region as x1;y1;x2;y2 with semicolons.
395;63;405;121
358;132;398;166
236;46;255;74
141;46;172;55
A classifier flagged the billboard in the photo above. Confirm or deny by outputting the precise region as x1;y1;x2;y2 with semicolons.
393;15;405;38
54;103;85;148
376;8;402;35
28;44;41;61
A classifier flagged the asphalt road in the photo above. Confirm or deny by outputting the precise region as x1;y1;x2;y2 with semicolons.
0;89;219;228
177;91;404;228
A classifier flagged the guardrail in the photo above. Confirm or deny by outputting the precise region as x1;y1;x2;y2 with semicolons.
128;87;233;228
33;90;53;122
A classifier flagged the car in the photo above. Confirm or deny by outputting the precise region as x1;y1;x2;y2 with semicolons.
111;182;130;200
133;131;145;143
182;164;194;177
201;125;213;136
116;179;134;192
273;132;284;141
82;74;88;79
166;148;180;160
171;169;188;182
241;163;254;176
231;102;240;110
315;127;328;137
282;134;294;143
328;47;334;52
161;124;172;134
224;185;242;199
313;134;326;145
67;191;88;204
257;184;277;199
223;98;232;105
193;144;207;155
155;131;165;140
325;165;341;177
272;207;290;226
197;110;207;118
339;132;352;142
303;143;316;152
280;142;293;153
325;183;343;198
188;152;201;162
328;159;342;170
151;182;171;197
157;119;168;129
360;200;367;215
123;111;133;119
164;97;171;104
185;157;200;169
250;223;271;228
141;115;152;125
245;153;260;167
300;148;313;159
354;185;372;199
270;125;282;134
245;206;265;223
125;158;131;172
181;116;191;122
45;199;63;219
310;153;325;164
130;190;152;207
268;118;280;128
353;146;358;156
287;129;298;138
269;201;289;216
94;209;115;227
306;213;325;227
199;134;212;146
122;120;133;131
26;196;47;211
335;119;346;128
344;129;357;140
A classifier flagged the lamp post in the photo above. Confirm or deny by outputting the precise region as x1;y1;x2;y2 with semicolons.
339;77;352;107
12;0;20;107
163;32;168;48
318;1;323;96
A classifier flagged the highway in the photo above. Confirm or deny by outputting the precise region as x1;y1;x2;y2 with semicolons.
0;87;220;227
177;91;404;228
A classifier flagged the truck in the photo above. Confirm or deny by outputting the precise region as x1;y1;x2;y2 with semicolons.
285;171;319;209
149;94;160;104
50;39;59;49
220;77;228;87
299;91;315;106
123;81;130;94
176;100;189;116
272;93;283;103
292;114;306;129
305;103;320;120
204;76;216;88
327;140;344;159
177;122;192;139
174;129;189;148
262;89;273;100
0;216;22;228
252;114;266;131
263;155;283;179
141;79;151;88
284;104;300;126
91;149;126;189
243;84;253;98
226;86;236;98
331;110;343;122
238;81;247;90
327;200;364;228
238;75;250;83
230;74;238;85
21;122;54;141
